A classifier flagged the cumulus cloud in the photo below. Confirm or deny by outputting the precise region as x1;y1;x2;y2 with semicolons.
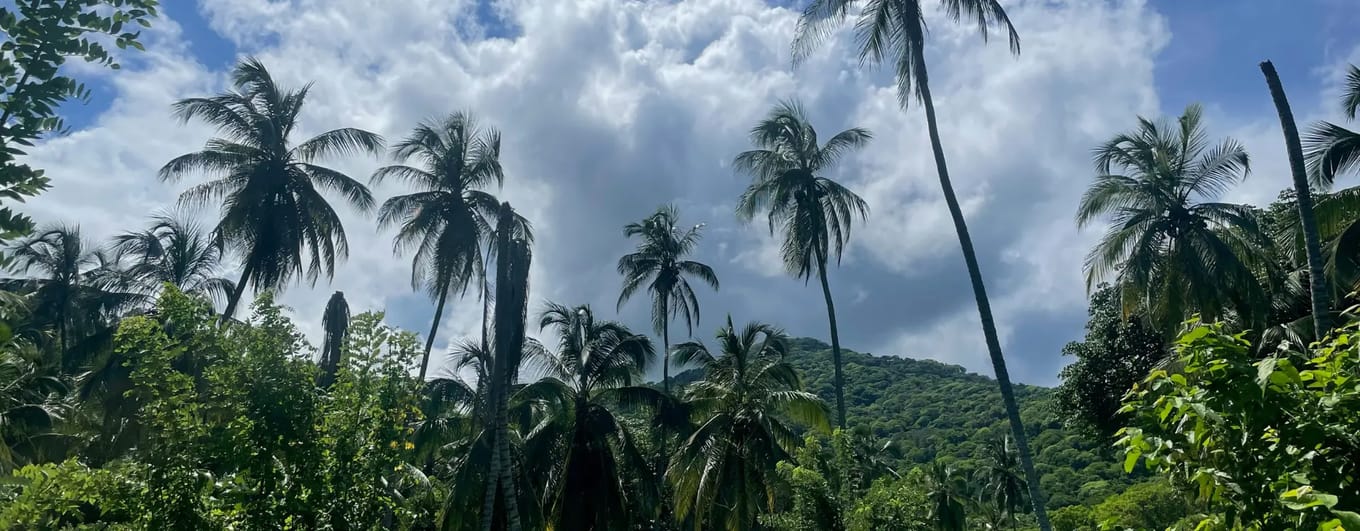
19;0;1357;384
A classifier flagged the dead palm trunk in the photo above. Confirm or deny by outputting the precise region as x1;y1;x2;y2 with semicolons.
814;250;847;429
219;259;255;325
481;202;529;531
1261;60;1331;336
916;61;1051;531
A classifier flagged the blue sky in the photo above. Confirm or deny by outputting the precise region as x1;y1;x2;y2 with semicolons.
29;0;1360;386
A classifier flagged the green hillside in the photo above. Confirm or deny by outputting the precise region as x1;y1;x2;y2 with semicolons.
677;337;1141;509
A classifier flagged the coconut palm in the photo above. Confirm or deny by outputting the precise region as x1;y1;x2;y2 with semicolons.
976;436;1028;531
792;2;1050;526
159;57;384;323
0;337;75;473
617;204;718;394
925;461;967;531
1305;64;1360;296
668;317;831;531
111;212;234;305
518;303;658;531
1306;65;1360;185
1259;60;1331;336
733;99;869;429
1078;104;1268;332
373;112;505;381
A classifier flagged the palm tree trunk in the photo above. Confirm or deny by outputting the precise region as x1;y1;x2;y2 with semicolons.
657;294;672;530
480;377;503;531
498;407;522;531
420;283;450;381
1261;60;1331;336
815;254;847;430
219;259;256;325
916;69;1051;531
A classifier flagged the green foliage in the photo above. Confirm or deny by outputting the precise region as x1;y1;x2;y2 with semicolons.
0;0;157;255
1118;317;1360;528
0;288;434;529
845;470;931;531
1055;285;1166;439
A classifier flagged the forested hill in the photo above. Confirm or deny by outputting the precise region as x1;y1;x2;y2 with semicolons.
674;337;1139;509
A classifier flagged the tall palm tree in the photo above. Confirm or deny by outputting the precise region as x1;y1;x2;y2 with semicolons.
733;99;869;429
482;201;532;531
925;461;967;531
976;436;1028;531
111;212;234;305
519;303;658;531
159;57;384;323
617;204;719;394
318;291;349;389
1078;104;1267;331
668;317;831;531
792;2;1051;527
374;112;505;381
1260;60;1330;336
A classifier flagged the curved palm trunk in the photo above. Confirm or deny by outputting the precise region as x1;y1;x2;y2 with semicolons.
815;255;847;429
916;70;1051;530
656;292;672;530
219;259;256;325
1261;60;1331;336
419;282;450;381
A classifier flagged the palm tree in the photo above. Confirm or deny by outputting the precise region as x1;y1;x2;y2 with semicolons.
519;303;659;531
1078;104;1267;331
925;461;967;531
0;336;75;473
481;201;532;531
1305;64;1360;296
792;2;1050;527
1260;60;1330;336
976;436;1028;531
318;291;349;389
111;212;234;305
733;99;869;430
374;112;505;381
668;317;831;531
159;57;384;323
617;204;719;394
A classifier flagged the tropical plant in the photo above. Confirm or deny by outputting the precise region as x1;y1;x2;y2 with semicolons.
1118;318;1360;528
617;204;718;394
976;436;1028;531
669;317;831;530
792;2;1049;525
924;462;967;531
0;337;74;473
159;57;384;322
1077;104;1266;331
733;99;869;429
519;303;658;530
0;0;158;255
1304;64;1360;296
111;213;234;304
1260;60;1331;336
374;112;505;380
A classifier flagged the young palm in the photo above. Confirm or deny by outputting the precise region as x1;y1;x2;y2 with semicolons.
925;461;968;531
733;99;869;430
1078;104;1267;331
159;57;384;323
317;291;349;389
976;436;1028;531
617;204;719;393
374;112;505;381
792;2;1051;527
668;317;831;531
111;213;235;305
519;303;659;531
1305;65;1360;295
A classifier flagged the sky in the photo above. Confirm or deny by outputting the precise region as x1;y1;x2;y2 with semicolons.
23;0;1360;386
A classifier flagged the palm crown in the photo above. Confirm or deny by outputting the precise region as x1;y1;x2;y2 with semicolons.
618;205;719;338
111;213;234;305
734;100;869;279
159;57;384;320
1077;104;1265;329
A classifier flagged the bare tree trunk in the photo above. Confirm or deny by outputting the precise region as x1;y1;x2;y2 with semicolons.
1261;59;1331;336
419;283;449;381
815;254;847;430
219;259;256;325
916;66;1051;531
